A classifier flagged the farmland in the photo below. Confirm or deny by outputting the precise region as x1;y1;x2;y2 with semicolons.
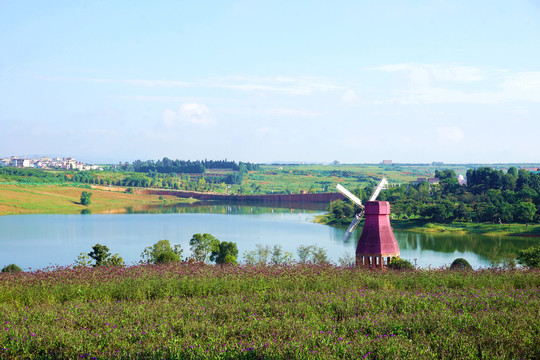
1;263;538;359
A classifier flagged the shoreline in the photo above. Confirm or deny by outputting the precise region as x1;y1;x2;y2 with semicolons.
314;214;540;237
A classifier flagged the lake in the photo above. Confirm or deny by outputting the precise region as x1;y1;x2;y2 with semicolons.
1;203;538;270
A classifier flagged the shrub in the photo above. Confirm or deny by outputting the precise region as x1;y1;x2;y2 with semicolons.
388;257;414;270
142;240;183;264
450;258;472;270
155;251;181;264
516;246;540;268
1;264;22;273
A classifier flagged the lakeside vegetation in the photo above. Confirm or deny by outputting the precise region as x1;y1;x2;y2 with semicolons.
323;167;540;236
0;263;538;359
1;162;540;237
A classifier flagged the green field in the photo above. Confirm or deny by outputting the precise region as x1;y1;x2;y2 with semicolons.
1;263;538;359
0;184;194;215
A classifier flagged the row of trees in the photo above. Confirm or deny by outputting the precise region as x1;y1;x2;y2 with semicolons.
73;234;340;268
16;240;540;271
329;167;540;224
126;158;259;175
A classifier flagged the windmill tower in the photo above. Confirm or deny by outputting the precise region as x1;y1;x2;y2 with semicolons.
336;178;400;268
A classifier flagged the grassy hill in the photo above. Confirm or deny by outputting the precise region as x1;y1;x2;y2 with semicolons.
0;263;538;359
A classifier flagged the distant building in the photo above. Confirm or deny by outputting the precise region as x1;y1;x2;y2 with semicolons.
3;155;100;171
11;158;27;167
381;160;393;165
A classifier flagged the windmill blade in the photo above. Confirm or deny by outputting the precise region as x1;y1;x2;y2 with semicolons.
342;209;365;242
368;178;388;201
336;183;363;207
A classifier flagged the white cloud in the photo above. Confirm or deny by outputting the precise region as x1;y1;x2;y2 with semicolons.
500;72;540;102
265;108;318;117
370;63;540;104
161;103;212;127
206;76;343;95
436;126;464;142
162;108;177;127
46;75;343;96
371;63;484;83
342;90;360;104
179;103;211;125
257;126;274;134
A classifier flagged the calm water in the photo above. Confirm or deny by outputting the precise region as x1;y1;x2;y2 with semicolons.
1;203;538;270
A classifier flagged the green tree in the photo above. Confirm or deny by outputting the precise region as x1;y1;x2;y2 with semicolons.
88;244;110;266
189;233;219;262
454;204;472;221
87;244;124;267
1;264;22;273
243;244;271;265
270;245;293;265
73;252;92;268
310;246;329;265
516;246;540;268
155;251;181;264
210;241;239;265
141;239;183;264
507;167;518;177
514;202;536;224
388;258;414;270
297;245;314;263
107;253;125;266
80;191;92;206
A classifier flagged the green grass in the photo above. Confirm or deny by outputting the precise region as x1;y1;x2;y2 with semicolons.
0;184;194;215
0;264;538;359
239;164;424;194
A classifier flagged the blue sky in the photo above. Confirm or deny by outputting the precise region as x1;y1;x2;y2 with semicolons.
1;0;539;163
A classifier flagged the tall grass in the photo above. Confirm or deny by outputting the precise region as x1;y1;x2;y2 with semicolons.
1;264;538;359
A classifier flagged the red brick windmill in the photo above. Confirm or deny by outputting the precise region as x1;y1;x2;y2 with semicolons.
336;178;400;268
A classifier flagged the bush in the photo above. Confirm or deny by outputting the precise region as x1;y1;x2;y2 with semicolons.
141;240;183;264
155;251;181;264
516;246;540;268
387;257;414;270
450;258;472;270
1;264;22;273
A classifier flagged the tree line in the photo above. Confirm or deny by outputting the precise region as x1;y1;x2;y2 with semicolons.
73;234;336;268
123;158;259;174
329;167;540;224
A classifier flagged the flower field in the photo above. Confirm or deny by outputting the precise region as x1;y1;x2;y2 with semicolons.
1;264;539;359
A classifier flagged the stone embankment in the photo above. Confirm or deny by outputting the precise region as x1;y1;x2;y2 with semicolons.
138;188;344;204
91;185;343;204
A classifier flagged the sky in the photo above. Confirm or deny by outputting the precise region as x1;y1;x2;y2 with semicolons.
1;0;539;164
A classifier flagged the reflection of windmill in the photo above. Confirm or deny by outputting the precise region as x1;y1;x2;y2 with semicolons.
336;178;400;268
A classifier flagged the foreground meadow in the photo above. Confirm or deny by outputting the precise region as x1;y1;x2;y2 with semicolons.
1;264;539;359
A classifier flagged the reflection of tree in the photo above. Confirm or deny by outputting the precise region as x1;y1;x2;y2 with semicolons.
396;231;539;265
100;202;323;216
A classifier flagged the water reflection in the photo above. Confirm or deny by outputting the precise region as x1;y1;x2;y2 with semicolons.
93;201;325;215
2;203;539;270
394;231;538;268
